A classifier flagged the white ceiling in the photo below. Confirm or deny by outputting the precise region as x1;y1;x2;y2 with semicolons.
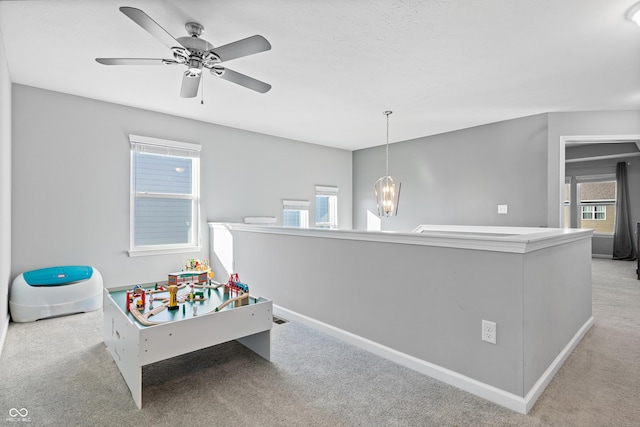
1;0;640;150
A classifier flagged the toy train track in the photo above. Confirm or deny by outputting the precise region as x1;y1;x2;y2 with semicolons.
126;274;253;326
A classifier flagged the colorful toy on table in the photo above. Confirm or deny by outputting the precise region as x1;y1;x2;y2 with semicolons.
168;270;209;286
165;259;212;287
221;273;250;308
123;270;256;325
185;258;207;271
184;258;214;279
225;273;249;295
168;284;179;311
126;285;147;312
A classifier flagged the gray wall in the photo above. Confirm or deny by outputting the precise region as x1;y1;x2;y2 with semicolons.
522;237;592;393
0;31;11;349
353;114;549;231
11;85;352;288
214;226;592;400
353;110;640;234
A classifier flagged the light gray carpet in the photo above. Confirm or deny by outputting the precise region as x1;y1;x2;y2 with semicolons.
1;258;639;426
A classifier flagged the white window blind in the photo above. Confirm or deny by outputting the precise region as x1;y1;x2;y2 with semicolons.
315;185;339;197
129;135;201;256
244;217;277;225
282;200;309;228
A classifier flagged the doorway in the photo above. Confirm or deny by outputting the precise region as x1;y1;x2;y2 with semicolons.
558;135;640;228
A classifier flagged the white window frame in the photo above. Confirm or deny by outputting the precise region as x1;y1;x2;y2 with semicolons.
563;177;571;229
581;205;607;220
315;185;338;229
282;200;309;228
129;134;201;257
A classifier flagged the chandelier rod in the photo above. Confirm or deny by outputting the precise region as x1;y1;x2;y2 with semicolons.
384;110;392;176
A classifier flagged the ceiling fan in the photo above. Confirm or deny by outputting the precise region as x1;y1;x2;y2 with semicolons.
96;7;271;97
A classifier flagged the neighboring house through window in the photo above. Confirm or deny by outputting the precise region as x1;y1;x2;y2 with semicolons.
576;175;616;234
129;134;201;256
282;200;309;228
315;185;338;229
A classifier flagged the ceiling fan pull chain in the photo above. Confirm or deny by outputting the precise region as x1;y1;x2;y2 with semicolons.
201;75;204;104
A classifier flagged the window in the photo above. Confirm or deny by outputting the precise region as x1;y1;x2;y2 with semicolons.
282;200;309;228
576;176;616;234
581;205;606;220
315;185;338;229
129;135;201;256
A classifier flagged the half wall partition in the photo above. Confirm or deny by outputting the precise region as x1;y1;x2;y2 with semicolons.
209;223;593;413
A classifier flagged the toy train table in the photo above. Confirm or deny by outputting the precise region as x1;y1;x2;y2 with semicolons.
103;274;272;409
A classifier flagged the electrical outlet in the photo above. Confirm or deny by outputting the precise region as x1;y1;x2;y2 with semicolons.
482;320;497;344
498;205;508;214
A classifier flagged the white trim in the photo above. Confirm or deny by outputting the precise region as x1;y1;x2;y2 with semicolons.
559;136;566;227
128;245;202;257
282;199;310;208
315;185;339;195
563;135;640;144
244;216;277;225
566;151;640;164
0;316;8;359
209;223;593;254
274;304;594;414
574;173;616;182
129;134;201;152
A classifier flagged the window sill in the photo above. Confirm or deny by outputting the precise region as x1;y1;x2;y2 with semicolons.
128;246;202;257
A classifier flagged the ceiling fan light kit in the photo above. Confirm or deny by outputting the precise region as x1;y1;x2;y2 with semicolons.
95;6;271;98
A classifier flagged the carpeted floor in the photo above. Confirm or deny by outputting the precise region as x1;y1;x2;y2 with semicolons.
1;258;638;426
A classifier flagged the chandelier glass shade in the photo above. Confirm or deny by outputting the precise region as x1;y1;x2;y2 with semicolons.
374;111;401;217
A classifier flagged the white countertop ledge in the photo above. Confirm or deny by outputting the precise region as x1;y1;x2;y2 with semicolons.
208;223;593;254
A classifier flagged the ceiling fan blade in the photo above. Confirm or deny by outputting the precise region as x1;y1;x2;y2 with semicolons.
215;68;271;93
96;58;177;66
180;72;201;98
210;35;271;63
119;7;185;49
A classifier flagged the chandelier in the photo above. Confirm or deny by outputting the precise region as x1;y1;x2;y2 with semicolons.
374;111;401;217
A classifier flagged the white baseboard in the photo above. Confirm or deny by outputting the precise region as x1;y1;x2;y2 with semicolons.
274;305;594;414
0;315;9;359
